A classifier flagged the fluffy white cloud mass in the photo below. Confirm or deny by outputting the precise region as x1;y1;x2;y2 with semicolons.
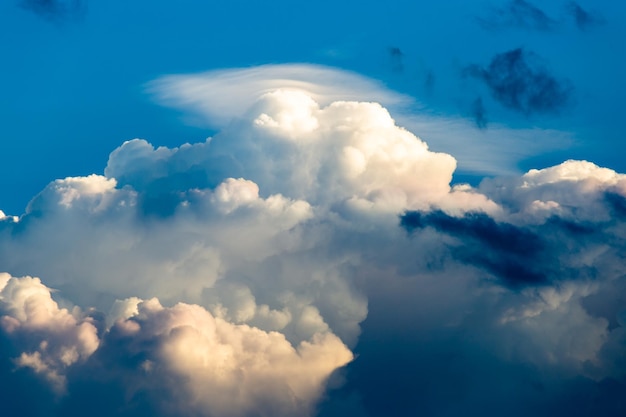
1;68;625;417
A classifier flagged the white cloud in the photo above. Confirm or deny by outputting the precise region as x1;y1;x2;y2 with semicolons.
147;64;412;128
110;298;353;417
0;68;625;416
149;64;574;176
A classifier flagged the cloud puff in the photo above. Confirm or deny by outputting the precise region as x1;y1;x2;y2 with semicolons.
104;298;352;417
0;273;99;393
465;48;574;115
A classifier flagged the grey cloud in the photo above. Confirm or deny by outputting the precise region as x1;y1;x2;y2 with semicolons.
464;48;573;115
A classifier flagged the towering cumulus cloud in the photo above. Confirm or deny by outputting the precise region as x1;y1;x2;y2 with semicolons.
1;65;625;416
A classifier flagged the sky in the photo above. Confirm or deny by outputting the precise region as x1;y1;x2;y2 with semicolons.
1;1;626;416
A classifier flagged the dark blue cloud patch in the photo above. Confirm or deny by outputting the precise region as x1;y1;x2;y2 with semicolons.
399;207;624;289
401;210;548;287
470;96;488;129
604;192;626;218
401;210;542;256
19;0;86;21
477;0;557;32
464;48;574;115
0;333;57;417
389;47;404;73
318;283;626;417
567;2;606;31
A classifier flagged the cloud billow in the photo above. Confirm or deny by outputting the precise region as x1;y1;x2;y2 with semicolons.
0;66;625;416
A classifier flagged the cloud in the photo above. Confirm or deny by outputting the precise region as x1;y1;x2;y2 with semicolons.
401;210;549;287
19;0;85;21
567;1;605;31
1;67;626;416
477;0;557;31
0;273;99;393
150;64;574;177
465;48;574;115
0;274;352;416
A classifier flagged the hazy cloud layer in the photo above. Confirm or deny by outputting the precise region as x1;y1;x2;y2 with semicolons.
465;48;574;115
0;67;625;416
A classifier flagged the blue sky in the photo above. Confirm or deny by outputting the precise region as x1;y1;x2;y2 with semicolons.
2;1;626;417
2;0;625;214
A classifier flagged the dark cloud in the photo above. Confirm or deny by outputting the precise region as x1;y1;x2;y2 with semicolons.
477;0;557;32
567;2;605;31
401;210;549;287
389;47;404;73
470;96;488;129
318;277;626;417
464;48;573;115
19;0;85;21
399;207;617;289
605;192;626;218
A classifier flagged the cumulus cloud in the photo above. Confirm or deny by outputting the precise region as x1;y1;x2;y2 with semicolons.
0;273;352;416
465;48;574;115
149;64;574;177
1;66;625;416
104;298;352;417
0;273;99;393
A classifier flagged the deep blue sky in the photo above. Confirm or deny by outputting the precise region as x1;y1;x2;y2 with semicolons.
2;0;625;214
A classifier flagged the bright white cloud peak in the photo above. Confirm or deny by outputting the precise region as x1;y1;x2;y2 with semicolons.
150;64;573;175
1;69;626;416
